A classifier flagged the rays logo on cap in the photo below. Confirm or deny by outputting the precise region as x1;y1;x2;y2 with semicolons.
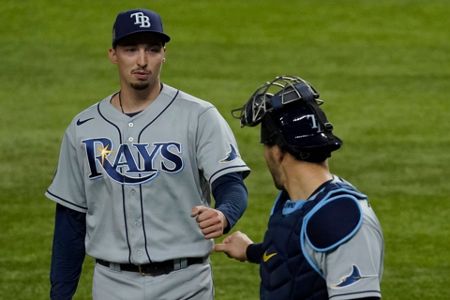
130;12;151;28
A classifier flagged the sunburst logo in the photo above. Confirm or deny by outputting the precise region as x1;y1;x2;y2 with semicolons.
98;145;112;166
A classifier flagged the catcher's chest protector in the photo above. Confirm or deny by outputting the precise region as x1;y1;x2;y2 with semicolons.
259;192;328;300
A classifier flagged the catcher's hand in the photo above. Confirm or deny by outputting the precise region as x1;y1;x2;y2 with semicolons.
214;231;253;262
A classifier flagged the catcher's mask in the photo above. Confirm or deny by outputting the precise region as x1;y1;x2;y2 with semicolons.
232;75;342;162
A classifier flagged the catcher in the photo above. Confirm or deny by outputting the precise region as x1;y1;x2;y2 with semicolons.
215;75;384;300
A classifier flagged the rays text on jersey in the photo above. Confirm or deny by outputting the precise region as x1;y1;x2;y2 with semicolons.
82;138;183;184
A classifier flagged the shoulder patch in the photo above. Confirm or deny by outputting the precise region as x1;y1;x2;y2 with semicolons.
305;196;362;252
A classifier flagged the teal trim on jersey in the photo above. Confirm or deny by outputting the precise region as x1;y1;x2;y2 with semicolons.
270;182;330;217
270;179;334;217
305;195;363;252
269;191;284;216
299;188;365;278
282;199;307;215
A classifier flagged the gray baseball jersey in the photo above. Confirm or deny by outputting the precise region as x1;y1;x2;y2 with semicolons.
303;176;384;299
46;84;250;264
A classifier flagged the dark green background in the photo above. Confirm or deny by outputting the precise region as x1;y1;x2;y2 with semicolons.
1;0;449;299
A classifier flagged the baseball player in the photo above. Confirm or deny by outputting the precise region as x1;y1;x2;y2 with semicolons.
46;8;250;300
215;76;384;300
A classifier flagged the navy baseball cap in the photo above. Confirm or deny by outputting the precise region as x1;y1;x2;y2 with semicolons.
112;9;171;47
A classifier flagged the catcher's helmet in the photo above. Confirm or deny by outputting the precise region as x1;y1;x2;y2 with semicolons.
232;75;342;162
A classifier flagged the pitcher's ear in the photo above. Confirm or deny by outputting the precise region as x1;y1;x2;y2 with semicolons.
108;48;118;64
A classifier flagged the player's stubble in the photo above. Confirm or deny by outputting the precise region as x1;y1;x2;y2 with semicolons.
130;82;150;90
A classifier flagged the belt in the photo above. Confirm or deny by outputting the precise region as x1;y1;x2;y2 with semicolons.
96;257;206;276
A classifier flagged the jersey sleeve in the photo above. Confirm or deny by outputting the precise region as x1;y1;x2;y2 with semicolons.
45;125;87;213
196;107;250;184
308;201;384;300
212;172;248;231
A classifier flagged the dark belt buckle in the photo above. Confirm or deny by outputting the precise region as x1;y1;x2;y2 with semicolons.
138;264;151;276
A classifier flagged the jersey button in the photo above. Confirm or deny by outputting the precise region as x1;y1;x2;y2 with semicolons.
128;122;134;127
128;137;134;142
